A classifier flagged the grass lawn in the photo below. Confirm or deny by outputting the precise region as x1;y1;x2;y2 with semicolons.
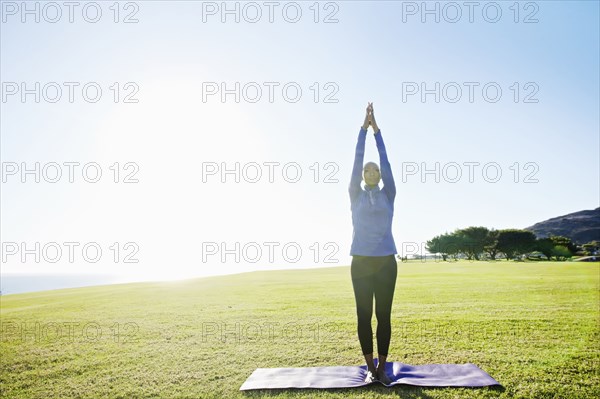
1;260;598;398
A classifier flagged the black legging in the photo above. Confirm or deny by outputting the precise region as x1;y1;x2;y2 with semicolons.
351;255;398;356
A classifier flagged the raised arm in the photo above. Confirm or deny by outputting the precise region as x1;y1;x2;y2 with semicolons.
375;130;396;202
370;106;396;202
349;127;367;201
349;104;372;201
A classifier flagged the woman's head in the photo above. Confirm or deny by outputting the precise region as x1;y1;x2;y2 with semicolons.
363;162;381;187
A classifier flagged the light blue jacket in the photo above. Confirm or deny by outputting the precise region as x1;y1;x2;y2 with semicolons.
349;127;397;256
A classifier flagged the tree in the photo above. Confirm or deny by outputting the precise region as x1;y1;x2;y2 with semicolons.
548;236;577;254
455;226;491;260
552;245;573;261
426;232;462;261
582;241;600;255
426;235;446;261
534;238;554;260
442;233;463;261
497;229;537;260
484;229;500;260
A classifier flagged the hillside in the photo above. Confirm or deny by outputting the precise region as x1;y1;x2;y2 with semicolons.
525;207;600;244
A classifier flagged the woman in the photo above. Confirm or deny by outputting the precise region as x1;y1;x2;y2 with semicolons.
349;102;398;384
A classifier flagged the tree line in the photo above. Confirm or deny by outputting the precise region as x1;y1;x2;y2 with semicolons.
425;227;599;261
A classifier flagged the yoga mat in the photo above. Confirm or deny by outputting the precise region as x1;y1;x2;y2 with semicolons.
240;361;501;390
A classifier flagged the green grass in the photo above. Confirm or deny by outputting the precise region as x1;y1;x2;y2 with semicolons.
1;260;599;398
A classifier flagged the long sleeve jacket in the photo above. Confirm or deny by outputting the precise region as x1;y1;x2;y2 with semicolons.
349;127;397;256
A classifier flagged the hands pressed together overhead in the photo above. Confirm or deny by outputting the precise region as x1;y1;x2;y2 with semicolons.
362;102;379;133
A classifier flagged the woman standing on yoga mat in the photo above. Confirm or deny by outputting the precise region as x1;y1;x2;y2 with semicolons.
349;102;398;384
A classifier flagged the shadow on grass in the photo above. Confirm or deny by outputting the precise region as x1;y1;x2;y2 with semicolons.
242;384;505;398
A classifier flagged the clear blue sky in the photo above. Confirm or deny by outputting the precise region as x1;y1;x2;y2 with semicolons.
1;1;598;280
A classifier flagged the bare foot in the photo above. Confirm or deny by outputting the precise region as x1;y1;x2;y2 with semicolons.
364;370;377;384
377;366;392;385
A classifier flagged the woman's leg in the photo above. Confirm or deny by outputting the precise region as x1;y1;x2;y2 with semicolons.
351;256;376;375
373;255;398;379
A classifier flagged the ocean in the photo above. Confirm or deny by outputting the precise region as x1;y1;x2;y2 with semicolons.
0;274;131;295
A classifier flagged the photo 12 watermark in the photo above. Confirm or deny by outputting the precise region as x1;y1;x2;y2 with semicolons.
1;1;140;23
1;162;140;183
200;320;343;343
0;320;140;343
394;320;549;344
400;161;539;183
1;82;140;103
400;1;539;24
201;241;340;264
201;161;339;183
1;241;140;264
200;1;339;23
201;81;339;103
401;82;539;104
